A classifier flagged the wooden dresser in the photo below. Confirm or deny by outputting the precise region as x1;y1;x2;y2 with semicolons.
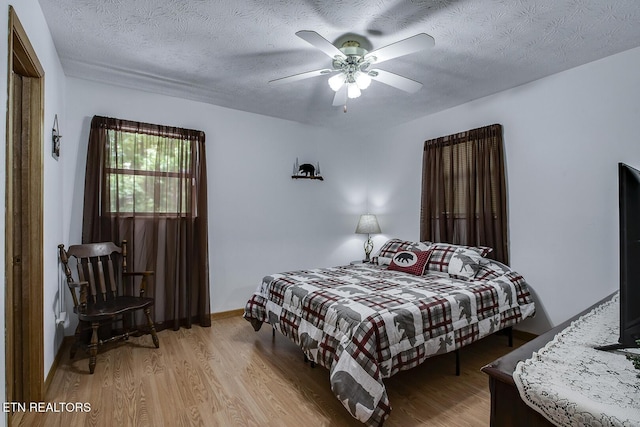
481;292;616;427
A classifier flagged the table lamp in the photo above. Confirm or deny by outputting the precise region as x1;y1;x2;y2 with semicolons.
355;214;381;262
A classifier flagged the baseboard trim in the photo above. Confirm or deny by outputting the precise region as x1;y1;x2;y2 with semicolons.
211;308;244;321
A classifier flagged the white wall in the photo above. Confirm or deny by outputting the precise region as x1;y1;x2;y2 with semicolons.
0;0;67;422
64;78;369;317
363;46;640;333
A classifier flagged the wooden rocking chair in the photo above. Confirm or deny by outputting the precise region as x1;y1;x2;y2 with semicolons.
58;241;160;374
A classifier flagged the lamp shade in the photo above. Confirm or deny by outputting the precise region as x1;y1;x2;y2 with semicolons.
355;71;371;90
347;82;362;99
328;73;345;92
355;214;381;234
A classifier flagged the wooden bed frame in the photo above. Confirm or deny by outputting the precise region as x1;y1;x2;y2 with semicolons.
481;292;616;427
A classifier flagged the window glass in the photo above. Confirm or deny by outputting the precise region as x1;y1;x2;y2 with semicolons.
105;131;192;214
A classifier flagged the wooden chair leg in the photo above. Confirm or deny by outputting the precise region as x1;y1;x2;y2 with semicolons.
89;322;99;374
122;312;132;339
144;308;160;349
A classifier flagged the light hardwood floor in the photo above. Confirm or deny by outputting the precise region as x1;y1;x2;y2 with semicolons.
18;316;529;426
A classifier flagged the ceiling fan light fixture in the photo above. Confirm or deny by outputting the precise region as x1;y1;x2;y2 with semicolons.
355;72;371;90
275;30;434;109
347;82;361;99
328;73;345;91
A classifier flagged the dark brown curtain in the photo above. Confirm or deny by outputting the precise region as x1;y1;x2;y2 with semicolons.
420;123;508;264
82;115;211;330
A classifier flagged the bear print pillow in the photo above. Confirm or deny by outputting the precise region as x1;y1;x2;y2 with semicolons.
388;250;432;276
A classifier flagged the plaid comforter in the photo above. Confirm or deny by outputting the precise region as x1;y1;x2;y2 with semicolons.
243;263;535;426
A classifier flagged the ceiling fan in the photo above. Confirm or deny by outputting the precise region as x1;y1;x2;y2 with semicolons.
269;30;435;111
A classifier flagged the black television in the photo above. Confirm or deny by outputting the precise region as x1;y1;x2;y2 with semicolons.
597;162;640;351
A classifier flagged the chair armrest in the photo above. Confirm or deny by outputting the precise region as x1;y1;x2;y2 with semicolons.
66;281;89;311
123;271;155;298
123;271;155;277
68;280;88;288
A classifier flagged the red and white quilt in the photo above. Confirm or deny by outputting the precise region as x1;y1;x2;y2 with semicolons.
244;263;535;426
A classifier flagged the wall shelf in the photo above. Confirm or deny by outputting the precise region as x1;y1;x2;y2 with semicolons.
291;175;324;181
292;157;323;181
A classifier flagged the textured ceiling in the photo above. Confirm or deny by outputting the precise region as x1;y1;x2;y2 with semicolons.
38;0;640;130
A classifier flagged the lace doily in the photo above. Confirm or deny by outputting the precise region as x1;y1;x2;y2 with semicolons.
513;293;640;426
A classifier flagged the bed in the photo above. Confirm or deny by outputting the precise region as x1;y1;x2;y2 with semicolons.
243;239;536;426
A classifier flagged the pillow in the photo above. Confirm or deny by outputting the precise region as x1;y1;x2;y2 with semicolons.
375;256;394;266
447;248;487;279
474;260;510;281
372;238;432;265
426;243;492;274
475;246;492;257
375;238;413;258
388;250;432;276
406;240;432;252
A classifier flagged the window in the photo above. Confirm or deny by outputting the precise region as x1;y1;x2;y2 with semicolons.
105;130;193;214
439;140;500;219
420;124;508;264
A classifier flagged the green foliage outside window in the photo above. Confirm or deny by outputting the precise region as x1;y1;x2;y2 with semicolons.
105;131;192;214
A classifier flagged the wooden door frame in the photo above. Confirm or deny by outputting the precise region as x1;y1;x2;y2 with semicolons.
5;4;45;412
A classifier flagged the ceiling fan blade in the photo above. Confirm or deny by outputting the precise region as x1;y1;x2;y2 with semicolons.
365;33;435;64
269;68;333;85
296;30;346;59
332;85;347;106
369;69;423;93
